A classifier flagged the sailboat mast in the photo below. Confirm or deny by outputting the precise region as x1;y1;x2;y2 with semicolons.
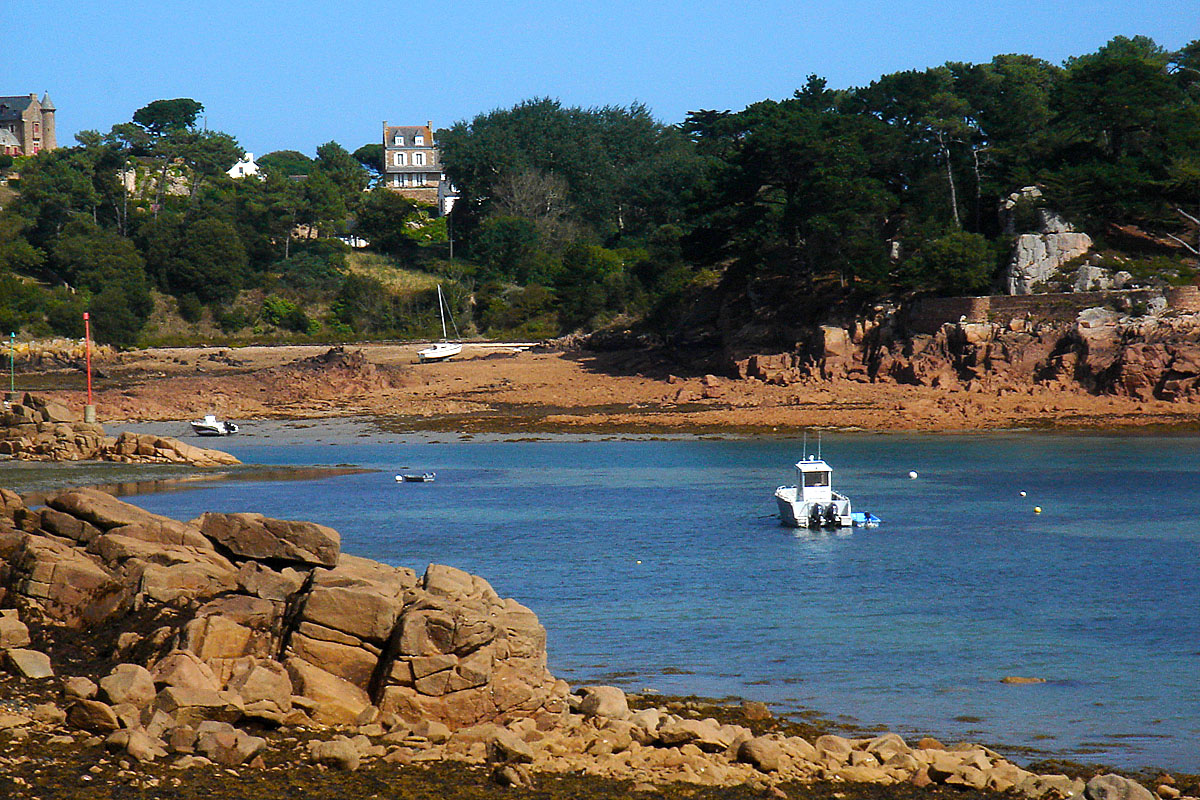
437;285;448;340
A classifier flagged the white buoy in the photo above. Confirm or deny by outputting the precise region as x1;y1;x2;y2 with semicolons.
1019;491;1027;497
394;475;403;482
1034;506;1042;514
908;471;918;479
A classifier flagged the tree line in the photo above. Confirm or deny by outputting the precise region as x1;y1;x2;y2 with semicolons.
2;35;1198;347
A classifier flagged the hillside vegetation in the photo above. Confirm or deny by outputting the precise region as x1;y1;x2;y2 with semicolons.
1;36;1198;349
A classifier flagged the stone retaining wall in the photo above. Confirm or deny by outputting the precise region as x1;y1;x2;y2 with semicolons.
906;289;1170;334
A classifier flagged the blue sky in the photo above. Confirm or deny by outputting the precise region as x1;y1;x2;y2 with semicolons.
8;0;1196;158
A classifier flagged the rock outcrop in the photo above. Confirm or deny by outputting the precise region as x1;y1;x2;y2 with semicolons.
0;487;566;734
733;303;1200;402
1000;188;1094;295
1007;224;1093;295
0;393;238;466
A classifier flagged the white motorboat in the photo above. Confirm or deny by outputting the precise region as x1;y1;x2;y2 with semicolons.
774;456;857;529
417;285;462;363
190;414;239;437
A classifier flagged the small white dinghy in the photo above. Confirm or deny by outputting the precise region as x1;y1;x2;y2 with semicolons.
190;414;239;437
395;472;436;483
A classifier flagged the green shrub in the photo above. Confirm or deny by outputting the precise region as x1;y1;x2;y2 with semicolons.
177;294;204;323
216;306;253;333
261;294;310;333
274;251;344;291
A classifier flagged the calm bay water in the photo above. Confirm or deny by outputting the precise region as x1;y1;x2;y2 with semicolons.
119;425;1200;770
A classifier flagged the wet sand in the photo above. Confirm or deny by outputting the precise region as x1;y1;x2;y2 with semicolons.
21;343;1200;433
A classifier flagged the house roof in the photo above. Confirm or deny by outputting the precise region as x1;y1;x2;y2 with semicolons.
384;124;433;145
39;92;54;111
0;96;34;123
0;129;19;147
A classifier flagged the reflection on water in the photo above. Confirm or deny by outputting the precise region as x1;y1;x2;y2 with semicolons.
6;461;373;505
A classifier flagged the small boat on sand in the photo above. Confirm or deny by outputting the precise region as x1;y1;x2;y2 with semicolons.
396;472;436;483
417;285;462;363
190;415;239;436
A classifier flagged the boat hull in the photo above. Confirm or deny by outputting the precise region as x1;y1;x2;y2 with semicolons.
190;421;237;436
774;487;853;529
418;342;463;363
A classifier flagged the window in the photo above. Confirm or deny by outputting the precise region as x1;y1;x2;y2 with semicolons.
394;152;406;166
393;135;404;146
415;134;425;146
802;471;830;488
413;174;424;186
413;152;426;166
392;174;400;187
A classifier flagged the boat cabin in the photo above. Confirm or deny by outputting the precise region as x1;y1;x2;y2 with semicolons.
792;457;834;504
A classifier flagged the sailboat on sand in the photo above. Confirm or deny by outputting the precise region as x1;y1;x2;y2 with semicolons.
417;285;463;363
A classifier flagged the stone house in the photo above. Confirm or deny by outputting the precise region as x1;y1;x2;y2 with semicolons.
0;93;57;156
382;121;457;214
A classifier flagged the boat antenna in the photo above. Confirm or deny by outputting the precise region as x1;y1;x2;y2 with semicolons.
802;430;807;459
817;430;822;460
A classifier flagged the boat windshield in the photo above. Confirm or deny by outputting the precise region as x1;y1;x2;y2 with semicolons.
803;471;830;488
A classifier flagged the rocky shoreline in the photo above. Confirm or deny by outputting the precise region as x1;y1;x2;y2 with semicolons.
0;487;1194;799
1;393;239;467
8;341;1198;436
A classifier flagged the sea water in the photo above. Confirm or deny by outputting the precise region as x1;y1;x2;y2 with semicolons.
119;426;1200;771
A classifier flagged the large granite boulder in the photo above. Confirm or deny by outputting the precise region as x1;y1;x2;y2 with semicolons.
1007;227;1093;296
198;512;340;567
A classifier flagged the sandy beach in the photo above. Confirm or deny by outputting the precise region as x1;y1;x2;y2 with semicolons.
20;343;1200;434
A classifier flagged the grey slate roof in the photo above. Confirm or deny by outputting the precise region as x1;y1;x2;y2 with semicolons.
0;96;34;123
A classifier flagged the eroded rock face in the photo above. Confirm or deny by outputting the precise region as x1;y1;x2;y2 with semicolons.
732;305;1200;403
0;487;567;731
1007;231;1093;295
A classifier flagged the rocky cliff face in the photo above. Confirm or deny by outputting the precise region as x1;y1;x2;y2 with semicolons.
733;305;1200;401
1;393;239;466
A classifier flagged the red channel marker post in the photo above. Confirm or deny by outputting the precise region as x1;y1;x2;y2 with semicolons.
83;312;93;405
82;312;96;424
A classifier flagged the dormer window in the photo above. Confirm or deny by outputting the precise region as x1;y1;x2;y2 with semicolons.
415;134;425;146
393;134;404;146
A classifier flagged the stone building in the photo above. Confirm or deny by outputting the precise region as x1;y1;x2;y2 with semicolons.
0;93;56;156
382;121;457;214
